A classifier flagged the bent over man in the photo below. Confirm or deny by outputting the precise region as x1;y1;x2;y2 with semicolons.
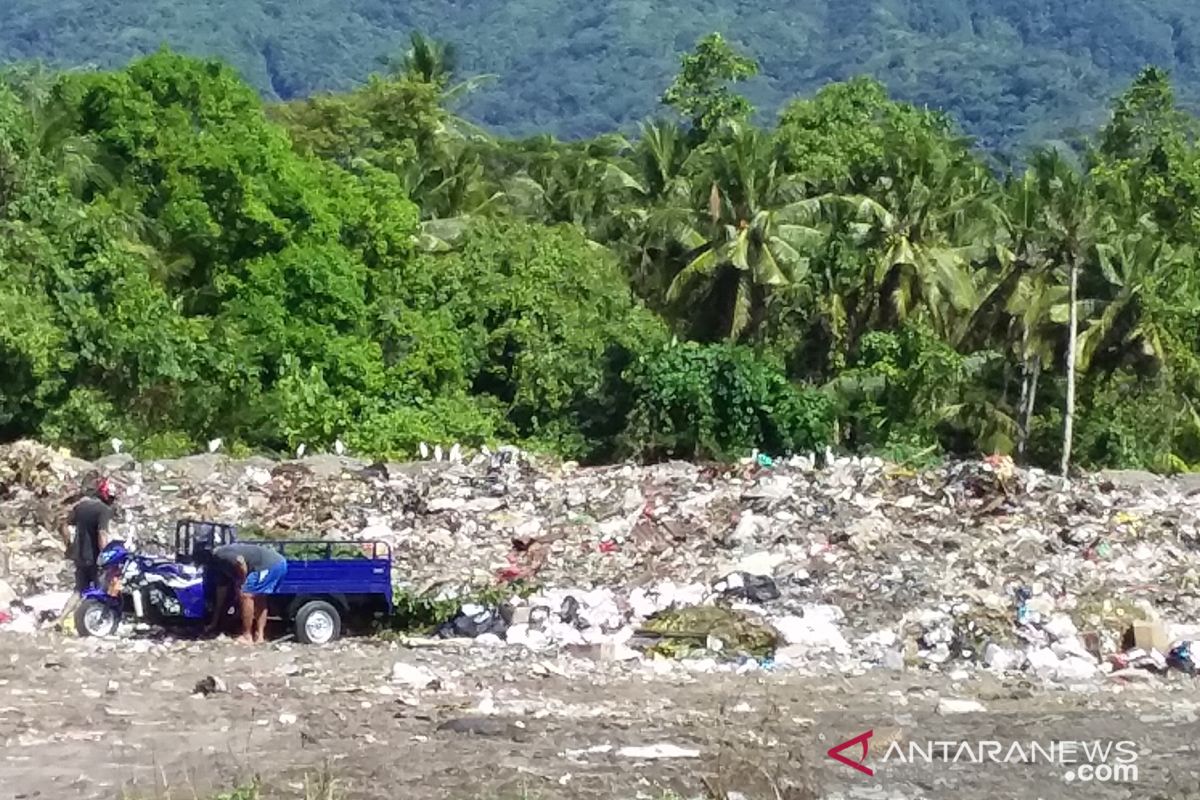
206;542;287;643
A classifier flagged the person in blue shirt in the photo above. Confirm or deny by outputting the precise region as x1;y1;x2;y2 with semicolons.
204;543;287;643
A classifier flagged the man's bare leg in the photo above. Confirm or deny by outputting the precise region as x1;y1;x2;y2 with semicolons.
237;593;254;643
55;591;81;628
253;597;268;643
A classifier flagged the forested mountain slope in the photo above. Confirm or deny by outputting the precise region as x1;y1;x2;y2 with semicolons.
2;0;1199;154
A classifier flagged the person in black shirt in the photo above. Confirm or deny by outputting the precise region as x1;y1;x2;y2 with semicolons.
56;477;117;626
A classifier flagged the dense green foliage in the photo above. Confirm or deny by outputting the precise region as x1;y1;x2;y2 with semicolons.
5;32;1200;474
4;1;1200;155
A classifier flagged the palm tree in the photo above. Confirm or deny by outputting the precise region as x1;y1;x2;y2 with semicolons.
663;128;831;340
965;164;1064;456
1007;272;1066;455
630;121;693;201
499;133;641;240
404;134;507;252
1027;151;1099;476
3;64;114;198
774;195;891;373
388;31;495;108
861;140;997;341
613;120;698;301
1078;221;1192;374
962;149;1098;468
398;31;458;86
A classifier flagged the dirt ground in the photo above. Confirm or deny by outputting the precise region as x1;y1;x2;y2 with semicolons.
3;631;1200;800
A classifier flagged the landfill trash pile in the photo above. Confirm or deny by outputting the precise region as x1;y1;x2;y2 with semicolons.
3;438;1200;683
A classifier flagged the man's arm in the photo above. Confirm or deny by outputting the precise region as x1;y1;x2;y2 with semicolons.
204;554;245;633
60;506;76;548
205;582;228;633
97;507;114;552
233;557;248;588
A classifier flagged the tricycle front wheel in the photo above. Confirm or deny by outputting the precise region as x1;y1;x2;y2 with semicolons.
294;600;341;645
76;598;121;637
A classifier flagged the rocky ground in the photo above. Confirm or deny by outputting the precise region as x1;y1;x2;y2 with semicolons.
6;440;1200;797
3;631;1200;800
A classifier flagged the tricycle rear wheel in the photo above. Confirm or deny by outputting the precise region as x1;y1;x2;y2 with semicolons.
295;600;341;645
76;598;120;637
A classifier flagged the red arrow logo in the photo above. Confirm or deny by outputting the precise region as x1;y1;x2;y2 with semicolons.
827;729;874;776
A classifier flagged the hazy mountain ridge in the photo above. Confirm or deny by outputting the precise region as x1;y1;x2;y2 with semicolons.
2;0;1198;154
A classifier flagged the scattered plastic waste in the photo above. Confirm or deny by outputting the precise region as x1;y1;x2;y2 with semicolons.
4;438;1200;683
616;743;701;759
715;571;780;603
437;604;508;639
1168;641;1196;674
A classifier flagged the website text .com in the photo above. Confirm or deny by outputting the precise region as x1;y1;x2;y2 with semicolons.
826;731;1140;783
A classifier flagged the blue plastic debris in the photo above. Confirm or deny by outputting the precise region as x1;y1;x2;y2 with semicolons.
1014;586;1033;625
1169;641;1196;674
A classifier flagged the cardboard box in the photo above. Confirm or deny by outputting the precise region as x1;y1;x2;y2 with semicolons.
1126;620;1170;654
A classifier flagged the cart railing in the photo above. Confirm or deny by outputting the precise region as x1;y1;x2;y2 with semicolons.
254;539;392;561
175;519;238;564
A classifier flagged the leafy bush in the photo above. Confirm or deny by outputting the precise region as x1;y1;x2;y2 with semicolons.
405;220;671;461
346;395;505;459
827;326;1012;457
1070;371;1199;472
135;430;195;459
37;388;129;456
383;582;537;635
621;341;833;461
0;283;66;437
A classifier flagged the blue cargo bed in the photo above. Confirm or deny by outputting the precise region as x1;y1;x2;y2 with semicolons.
254;540;394;614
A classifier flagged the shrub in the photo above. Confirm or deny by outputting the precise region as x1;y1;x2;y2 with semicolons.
621;341;833;460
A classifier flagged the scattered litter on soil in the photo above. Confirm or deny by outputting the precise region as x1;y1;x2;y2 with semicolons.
5;441;1200;685
6;441;1200;797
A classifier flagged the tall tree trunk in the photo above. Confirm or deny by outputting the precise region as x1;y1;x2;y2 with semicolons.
1001;358;1012;407
1015;326;1030;457
1020;355;1041;457
1016;360;1030;455
1061;258;1079;477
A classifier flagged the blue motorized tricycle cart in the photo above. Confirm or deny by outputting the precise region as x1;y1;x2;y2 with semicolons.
76;519;393;645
